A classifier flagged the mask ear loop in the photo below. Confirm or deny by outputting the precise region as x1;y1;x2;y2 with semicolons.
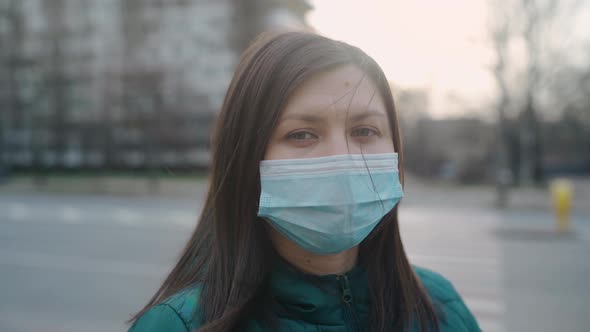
325;72;366;244
356;75;386;214
343;70;389;244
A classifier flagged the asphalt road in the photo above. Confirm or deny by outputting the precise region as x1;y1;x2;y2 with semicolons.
0;192;588;332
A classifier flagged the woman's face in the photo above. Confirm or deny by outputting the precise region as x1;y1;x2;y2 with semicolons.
265;65;395;160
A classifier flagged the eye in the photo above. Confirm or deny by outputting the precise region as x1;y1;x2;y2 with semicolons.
286;131;318;141
351;127;379;137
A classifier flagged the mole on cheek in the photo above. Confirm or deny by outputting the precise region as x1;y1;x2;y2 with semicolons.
344;81;351;88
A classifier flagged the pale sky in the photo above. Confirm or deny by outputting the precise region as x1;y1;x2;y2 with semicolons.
307;0;499;118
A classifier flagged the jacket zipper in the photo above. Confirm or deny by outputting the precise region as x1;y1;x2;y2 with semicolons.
337;274;361;332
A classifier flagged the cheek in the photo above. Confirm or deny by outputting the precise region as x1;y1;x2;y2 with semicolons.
263;139;280;160
264;127;288;160
266;142;321;160
359;137;395;154
264;137;299;160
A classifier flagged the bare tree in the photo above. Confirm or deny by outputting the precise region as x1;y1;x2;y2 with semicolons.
489;3;513;207
1;0;43;179
41;0;69;169
488;0;586;201
1;0;26;173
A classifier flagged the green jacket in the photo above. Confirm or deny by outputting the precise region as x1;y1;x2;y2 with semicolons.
129;263;481;332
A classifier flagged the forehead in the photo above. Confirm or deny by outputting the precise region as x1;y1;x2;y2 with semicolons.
282;65;385;116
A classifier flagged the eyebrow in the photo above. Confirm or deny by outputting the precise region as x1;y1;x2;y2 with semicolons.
349;111;387;122
281;110;387;123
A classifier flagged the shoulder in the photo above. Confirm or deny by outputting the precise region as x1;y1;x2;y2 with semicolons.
413;265;461;303
413;266;482;332
128;286;201;332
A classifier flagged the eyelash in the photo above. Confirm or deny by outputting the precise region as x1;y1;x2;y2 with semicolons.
351;127;379;137
285;127;380;141
286;131;318;140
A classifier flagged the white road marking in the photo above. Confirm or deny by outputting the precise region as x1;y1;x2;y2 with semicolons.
464;296;506;317
59;206;83;224
113;208;142;226
168;212;195;227
0;249;165;278
409;253;500;268
9;203;30;221
477;317;506;332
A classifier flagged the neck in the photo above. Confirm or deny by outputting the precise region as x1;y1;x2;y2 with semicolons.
269;228;358;276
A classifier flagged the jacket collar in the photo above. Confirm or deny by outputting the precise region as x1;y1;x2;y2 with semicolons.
269;257;370;325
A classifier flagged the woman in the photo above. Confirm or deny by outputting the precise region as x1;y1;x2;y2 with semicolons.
128;31;481;332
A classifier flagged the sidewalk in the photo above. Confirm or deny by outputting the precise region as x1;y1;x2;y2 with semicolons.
0;174;205;197
0;174;589;215
402;176;590;215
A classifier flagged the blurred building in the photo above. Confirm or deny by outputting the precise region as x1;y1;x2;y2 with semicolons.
404;116;496;183
0;0;310;170
395;88;430;127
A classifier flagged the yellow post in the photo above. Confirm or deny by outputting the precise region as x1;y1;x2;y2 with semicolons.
550;178;573;233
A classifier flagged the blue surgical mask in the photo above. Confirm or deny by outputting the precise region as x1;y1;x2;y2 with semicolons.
258;153;404;255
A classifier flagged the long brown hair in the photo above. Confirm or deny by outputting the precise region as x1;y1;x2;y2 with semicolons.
129;31;440;332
